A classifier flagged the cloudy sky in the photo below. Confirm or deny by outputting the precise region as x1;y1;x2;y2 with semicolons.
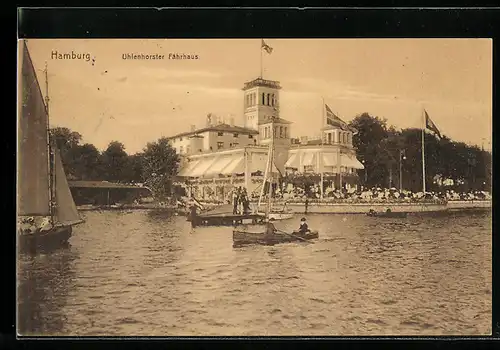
25;39;492;154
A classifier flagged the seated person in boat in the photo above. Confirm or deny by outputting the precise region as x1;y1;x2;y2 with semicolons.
39;216;52;232
298;217;311;233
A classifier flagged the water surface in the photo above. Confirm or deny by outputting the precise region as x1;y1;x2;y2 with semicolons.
17;210;491;336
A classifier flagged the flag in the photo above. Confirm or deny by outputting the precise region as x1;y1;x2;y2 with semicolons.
261;39;273;54
424;110;442;139
325;104;349;130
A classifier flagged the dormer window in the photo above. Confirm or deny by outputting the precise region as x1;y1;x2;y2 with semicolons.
218;132;224;136
248;134;253;139
233;133;239;138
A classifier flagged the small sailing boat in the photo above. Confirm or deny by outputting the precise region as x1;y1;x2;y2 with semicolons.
17;40;83;253
254;119;293;221
233;117;318;247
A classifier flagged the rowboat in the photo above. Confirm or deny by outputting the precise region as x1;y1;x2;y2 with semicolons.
233;225;319;247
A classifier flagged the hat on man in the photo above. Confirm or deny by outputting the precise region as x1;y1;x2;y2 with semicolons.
301;217;306;221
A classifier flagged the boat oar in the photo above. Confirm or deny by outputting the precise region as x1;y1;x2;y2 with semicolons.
276;229;314;244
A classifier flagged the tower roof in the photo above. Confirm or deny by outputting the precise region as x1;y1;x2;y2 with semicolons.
242;77;282;91
258;116;292;125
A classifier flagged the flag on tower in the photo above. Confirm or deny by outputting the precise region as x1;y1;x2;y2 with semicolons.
261;39;273;54
424;109;442;139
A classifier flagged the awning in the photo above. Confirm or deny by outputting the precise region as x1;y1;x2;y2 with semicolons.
351;157;364;169
221;156;245;175
203;156;235;176
178;160;201;177
340;154;365;169
302;152;317;167
189;158;217;177
285;153;299;168
322;153;338;167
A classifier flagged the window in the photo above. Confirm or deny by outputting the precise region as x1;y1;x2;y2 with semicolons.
217;142;224;149
186;145;191;154
198;149;202;153
233;133;239;138
262;93;265;105
279;126;283;138
210;146;213;151
267;93;270;106
271;94;275;107
180;137;183;141
218;132;224;136
179;146;183;154
248;134;253;139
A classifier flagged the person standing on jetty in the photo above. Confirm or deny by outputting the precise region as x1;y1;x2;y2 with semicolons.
232;187;239;215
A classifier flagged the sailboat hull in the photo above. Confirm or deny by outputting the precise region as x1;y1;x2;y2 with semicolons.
258;211;294;221
19;225;72;254
233;229;319;247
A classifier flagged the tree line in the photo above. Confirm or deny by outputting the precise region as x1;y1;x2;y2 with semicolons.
348;113;492;193
51;111;491;199
50;127;180;200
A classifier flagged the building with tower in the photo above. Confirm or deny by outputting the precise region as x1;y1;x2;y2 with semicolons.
170;75;364;202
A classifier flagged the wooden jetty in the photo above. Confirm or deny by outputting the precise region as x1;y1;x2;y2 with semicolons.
190;212;265;227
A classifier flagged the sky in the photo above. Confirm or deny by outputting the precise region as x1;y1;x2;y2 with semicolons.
25;39;492;154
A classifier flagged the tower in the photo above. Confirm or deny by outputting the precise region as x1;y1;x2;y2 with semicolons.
242;77;281;131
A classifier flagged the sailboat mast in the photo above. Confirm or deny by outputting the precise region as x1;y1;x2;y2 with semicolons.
266;119;274;219
45;62;55;225
421;108;426;194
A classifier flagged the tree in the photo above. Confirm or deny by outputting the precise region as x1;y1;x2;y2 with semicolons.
142;137;180;200
101;141;129;182
68;143;102;180
123;153;145;183
50;127;82;154
349;113;389;187
50;127;84;179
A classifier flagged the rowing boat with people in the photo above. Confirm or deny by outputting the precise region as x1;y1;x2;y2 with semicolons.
232;116;318;247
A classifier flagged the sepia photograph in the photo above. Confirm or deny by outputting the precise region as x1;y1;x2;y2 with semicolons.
17;38;491;336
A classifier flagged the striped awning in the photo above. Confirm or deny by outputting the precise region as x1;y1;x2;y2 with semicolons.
302;152;317;166
221;156;244;174
189;158;218;177
322;153;337;167
341;154;364;169
203;156;235;176
285;153;299;168
178;160;201;177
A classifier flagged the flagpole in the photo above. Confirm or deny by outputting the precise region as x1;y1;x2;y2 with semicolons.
421;108;426;194
260;39;263;79
320;97;324;199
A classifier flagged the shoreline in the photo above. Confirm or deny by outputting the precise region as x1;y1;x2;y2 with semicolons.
76;200;491;214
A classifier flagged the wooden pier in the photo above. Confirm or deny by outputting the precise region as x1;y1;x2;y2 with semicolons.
190;213;265;227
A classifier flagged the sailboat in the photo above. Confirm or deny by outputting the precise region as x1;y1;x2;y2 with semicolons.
233;117;318;247
254;120;293;221
17;40;84;253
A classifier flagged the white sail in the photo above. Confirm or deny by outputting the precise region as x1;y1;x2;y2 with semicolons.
53;148;83;226
17;40;51;216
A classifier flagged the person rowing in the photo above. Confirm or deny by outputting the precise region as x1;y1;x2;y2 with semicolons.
298;217;311;234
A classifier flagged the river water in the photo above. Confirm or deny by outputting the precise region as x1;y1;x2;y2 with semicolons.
17;210;491;336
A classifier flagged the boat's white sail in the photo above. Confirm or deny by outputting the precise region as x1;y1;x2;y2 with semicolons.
17;39;51;217
53;148;83;226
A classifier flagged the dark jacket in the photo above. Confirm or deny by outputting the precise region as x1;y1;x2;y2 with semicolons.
299;222;309;233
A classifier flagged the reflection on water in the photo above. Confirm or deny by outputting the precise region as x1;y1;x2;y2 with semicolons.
17;210;491;336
